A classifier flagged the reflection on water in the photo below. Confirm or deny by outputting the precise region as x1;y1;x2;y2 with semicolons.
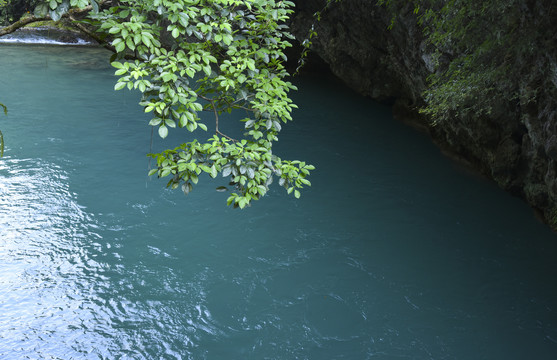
1;44;557;359
0;157;107;358
0;156;228;358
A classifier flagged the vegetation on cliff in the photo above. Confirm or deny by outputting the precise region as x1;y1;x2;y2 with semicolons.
325;0;555;129
378;0;557;226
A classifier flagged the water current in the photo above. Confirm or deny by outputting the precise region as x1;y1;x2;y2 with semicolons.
1;44;557;359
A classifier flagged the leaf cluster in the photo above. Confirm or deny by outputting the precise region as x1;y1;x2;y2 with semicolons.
32;0;98;20
418;0;522;123
377;0;557;127
39;0;314;208
148;136;314;208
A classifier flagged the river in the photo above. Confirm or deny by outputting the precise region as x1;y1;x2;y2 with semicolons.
1;44;557;359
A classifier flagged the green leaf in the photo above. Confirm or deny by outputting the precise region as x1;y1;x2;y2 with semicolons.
182;182;192;195
126;37;135;51
114;82;126;90
149;118;162;126
91;0;99;13
49;9;62;21
111;61;124;69
57;0;69;14
161;73;174;82
166;119;176;128
142;34;151;47
114;41;126;53
34;3;48;17
158;125;168;138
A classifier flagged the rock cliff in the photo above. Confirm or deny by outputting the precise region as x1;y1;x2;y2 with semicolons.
291;0;557;230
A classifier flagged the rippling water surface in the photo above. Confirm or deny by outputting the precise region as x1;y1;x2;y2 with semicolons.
1;44;557;359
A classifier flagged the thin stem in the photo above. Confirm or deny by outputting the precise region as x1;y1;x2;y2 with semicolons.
148;126;154;171
68;15;118;53
209;99;236;142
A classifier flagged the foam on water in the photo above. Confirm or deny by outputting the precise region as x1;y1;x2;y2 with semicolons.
0;27;94;46
0;37;92;45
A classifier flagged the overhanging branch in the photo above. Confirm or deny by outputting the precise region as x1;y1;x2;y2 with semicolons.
0;4;97;37
0;15;48;36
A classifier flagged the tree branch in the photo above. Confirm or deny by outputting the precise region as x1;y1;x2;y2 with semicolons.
0;15;48;36
68;15;117;53
0;2;139;58
209;99;236;142
1;6;97;36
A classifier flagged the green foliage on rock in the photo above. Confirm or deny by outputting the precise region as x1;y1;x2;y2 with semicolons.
17;0;314;208
418;0;555;126
377;0;557;127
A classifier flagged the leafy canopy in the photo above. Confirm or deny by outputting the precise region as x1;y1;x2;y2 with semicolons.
25;0;314;208
377;0;556;126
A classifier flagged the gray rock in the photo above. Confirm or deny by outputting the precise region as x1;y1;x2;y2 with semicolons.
290;0;557;230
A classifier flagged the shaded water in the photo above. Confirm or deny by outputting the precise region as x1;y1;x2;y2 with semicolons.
1;44;557;359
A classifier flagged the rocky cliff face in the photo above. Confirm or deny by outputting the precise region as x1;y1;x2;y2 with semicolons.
290;0;557;230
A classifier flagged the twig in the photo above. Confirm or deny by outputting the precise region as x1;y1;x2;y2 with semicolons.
209;99;236;141
68;15;116;53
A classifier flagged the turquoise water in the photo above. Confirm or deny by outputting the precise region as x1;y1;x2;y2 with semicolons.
1;44;557;359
